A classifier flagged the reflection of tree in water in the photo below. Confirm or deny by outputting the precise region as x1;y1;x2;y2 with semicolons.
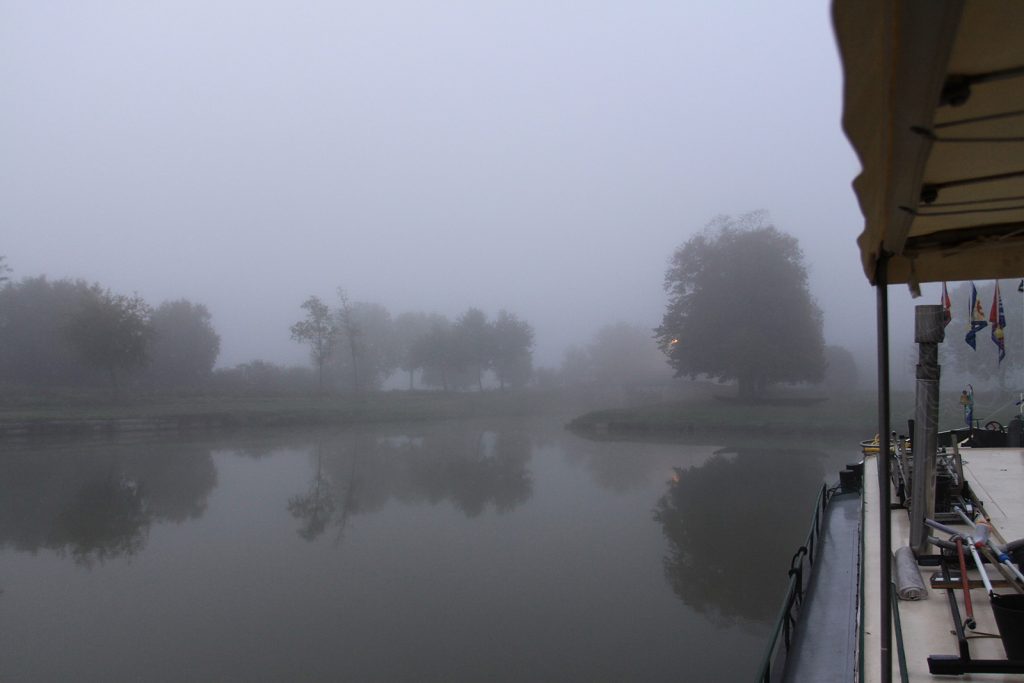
0;441;217;566
288;449;337;541
405;430;532;517
559;435;717;493
653;448;828;625
288;426;533;540
123;447;217;522
55;474;150;567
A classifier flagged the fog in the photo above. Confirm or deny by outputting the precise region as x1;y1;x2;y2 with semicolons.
3;0;919;374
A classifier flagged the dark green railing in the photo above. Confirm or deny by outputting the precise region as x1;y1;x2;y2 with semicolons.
755;482;833;683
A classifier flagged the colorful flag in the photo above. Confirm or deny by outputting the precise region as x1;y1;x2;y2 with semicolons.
990;281;1006;363
965;282;987;350
941;282;951;327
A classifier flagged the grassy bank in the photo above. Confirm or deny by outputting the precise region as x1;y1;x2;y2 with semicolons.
4;384;1016;440
0;390;575;437
566;389;1014;438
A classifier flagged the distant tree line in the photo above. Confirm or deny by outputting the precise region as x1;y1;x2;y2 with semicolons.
0;257;535;396
538;322;672;391
291;290;535;393
0;273;219;394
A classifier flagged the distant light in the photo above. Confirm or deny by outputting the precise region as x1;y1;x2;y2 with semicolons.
670;338;679;345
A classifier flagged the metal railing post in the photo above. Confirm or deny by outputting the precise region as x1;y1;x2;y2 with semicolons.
876;255;892;683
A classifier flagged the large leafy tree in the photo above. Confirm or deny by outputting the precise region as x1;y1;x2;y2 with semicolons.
492;310;534;389
656;213;825;398
822;344;859;390
64;286;153;395
411;317;464;392
588;322;672;388
393;311;433;389
0;276;103;387
145;300;221;388
455;307;494;391
290;295;336;393
331;292;396;392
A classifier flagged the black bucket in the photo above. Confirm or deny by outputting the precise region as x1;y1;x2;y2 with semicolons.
991;593;1024;660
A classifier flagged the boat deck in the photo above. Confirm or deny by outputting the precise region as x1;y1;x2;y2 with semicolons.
863;447;1024;682
783;491;861;682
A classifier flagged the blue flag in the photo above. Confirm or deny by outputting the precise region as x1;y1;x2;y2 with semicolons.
965;282;987;350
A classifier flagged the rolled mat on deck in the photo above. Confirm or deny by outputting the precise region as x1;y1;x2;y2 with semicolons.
894;546;928;600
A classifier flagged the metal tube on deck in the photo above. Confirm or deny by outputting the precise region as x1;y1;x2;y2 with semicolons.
955;537;976;630
910;305;944;555
968;541;995;595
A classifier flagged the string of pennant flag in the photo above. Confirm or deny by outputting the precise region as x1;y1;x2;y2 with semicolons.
941;280;1023;364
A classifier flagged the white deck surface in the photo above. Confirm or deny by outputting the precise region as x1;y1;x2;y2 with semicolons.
863;448;1024;682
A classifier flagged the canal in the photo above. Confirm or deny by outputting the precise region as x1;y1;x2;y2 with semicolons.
0;417;854;682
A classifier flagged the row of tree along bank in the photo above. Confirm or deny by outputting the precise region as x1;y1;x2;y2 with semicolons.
0;276;219;394
2;212;865;416
290;292;534;394
0;268;537;398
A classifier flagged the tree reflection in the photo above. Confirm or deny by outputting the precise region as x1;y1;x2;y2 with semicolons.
0;441;217;565
561;434;721;493
288;449;337;540
55;473;150;566
405;430;532;517
653;447;828;625
287;425;534;541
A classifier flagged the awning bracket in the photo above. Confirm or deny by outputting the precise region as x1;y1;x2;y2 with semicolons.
920;169;1024;204
934;109;1024;130
910;126;1024;144
900;204;1024;218
940;66;1024;107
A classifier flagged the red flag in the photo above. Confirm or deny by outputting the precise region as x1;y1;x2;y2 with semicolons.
941;282;951;327
990;282;1006;363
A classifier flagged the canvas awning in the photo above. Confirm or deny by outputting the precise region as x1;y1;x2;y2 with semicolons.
834;0;1024;286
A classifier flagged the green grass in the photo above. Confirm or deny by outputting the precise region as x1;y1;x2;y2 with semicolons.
0;389;576;435
3;384;1016;439
567;389;1014;438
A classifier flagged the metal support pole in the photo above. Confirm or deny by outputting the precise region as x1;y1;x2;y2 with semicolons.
876;256;892;683
910;305;944;554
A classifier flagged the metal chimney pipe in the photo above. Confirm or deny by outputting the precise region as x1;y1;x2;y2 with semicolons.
910;305;944;555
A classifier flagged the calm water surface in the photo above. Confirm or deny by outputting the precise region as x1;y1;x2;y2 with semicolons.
0;417;853;682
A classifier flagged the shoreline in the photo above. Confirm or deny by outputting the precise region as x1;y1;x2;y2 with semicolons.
0;389;981;441
0;390;574;439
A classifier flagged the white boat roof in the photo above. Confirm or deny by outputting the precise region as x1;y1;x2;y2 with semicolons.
833;0;1024;286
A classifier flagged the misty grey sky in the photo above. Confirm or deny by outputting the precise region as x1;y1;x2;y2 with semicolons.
3;0;906;370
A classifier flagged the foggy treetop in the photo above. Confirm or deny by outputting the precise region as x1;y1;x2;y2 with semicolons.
3;1;900;369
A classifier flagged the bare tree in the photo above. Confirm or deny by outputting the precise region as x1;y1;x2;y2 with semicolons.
335;289;362;392
290;295;336;393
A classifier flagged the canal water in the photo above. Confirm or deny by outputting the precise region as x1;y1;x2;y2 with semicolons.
0;417;854;682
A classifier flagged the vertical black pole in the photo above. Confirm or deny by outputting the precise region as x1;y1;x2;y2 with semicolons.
876;255;892;683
